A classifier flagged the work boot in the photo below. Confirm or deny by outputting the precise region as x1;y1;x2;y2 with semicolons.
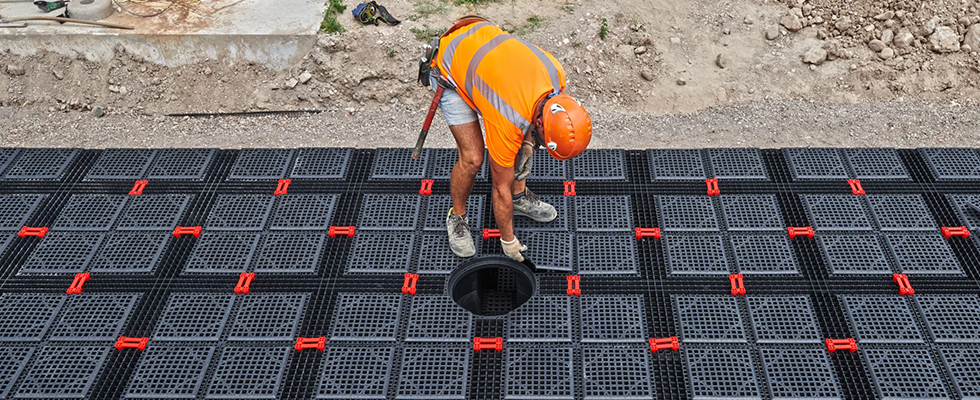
446;208;476;258
513;188;557;222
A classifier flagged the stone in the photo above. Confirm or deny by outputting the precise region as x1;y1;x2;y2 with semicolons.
744;16;754;25
963;44;973;53
869;39;886;52
929;26;961;53
780;14;803;32
715;53;727;68
835;16;852;31
881;29;894;44
874;11;894;21
676;77;687;86
959;16;972;26
879;47;895;59
298;71;313;84
634;46;647;55
964;24;980;54
5;65;24;76
284;78;299;89
640;71;654;81
895;10;906;19
893;28;914;49
921;16;940;36
802;46;828;65
52;70;64;80
765;25;780;40
669;37;681;44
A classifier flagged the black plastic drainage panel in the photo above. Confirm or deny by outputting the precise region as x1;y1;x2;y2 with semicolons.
447;256;537;316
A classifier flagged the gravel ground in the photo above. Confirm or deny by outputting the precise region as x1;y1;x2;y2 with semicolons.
2;99;977;149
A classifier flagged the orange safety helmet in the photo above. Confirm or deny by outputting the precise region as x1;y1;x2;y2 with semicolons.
537;93;592;160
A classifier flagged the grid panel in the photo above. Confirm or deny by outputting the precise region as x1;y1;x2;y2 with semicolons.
580;295;646;343
730;234;799;275
146;148;216;179
151;293;235;341
396;346;471;399
347;231;416;273
720;195;785;231
518;231;573;272
746;296;822;343
15;345;109;399
424;195;484;231
707;148;768;180
316;346;395;399
371;148;428;179
915;295;980;343
919;147;980;179
863;348;949;400
228;149;294;179
802;194;872;231
582;345;652;400
841;295;924;343
576;233;638;275
648;149;705;180
116;194;191;230
124;345;215;399
253;231;326;273
818;234;893;275
759;347;842;400
91;231;169;273
572;149;626;180
0;347;33;398
507;295;573;342
358;194;421;230
784;148;849;180
684;346;762;400
658;195;719;232
505;346;574;400
417;232;473;274
844;148;910;179
938;347;980;400
674;296;747;343
49;293;141;341
52;194;127;231
884;233;963;275
574;195;632;231
289;147;352;179
512;195;569;231
184;232;260;274
405;295;474;342
664;233;730;276
227;294;308;341
205;346;290;399
3;148;78;179
430;148;487;180
330;293;402;341
949;194;980;230
85;148;156;179
0;293;66;341
205;195;275;231
529;150;569;180
21;232;105;274
269;194;338;230
0;194;46;229
867;195;937;231
0;232;12;256
0;148;19;175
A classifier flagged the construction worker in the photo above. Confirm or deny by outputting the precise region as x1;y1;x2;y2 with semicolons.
423;16;593;262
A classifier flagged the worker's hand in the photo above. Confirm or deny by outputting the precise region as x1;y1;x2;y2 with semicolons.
514;141;535;181
501;237;527;262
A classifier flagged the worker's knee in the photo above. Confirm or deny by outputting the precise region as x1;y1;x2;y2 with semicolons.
456;152;484;175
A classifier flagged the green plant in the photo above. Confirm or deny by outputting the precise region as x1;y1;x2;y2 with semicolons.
410;0;448;20
386;48;395;58
453;0;495;4
560;0;574;12
512;15;544;36
328;0;345;14
599;18;608;40
320;0;346;34
410;24;442;41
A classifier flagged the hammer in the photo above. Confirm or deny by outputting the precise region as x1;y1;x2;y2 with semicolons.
413;76;455;160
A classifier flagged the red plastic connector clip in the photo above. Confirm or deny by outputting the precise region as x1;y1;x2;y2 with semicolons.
847;179;865;195
274;179;291;195
729;274;746;296
483;229;500;239
419;179;434;195
18;226;49;238
826;338;858;353
787;226;815;239
234;273;255;294
635;227;662;240
566;275;581;295
172;226;202;238
892;273;915;295
473;337;503;352
294;337;326;351
115;336;149;351
564;181;576;196
942;226;971;239
328;226;356;238
706;178;720;196
129;180;148;195
650;337;680;352
402;273;419;295
66;272;90;294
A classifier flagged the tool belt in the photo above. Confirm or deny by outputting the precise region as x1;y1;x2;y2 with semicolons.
417;15;489;88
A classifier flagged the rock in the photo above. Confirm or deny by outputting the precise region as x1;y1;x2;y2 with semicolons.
959;16;972;26
640;70;654;81
298;71;313;84
634;46;647;55
921;16;940;36
879;47;895;59
929;26;961;53
151;77;161;86
723;27;731;35
765;25;780;40
813;16;824;25
676;77;687;86
963;44;973;53
780;14;803;32
52;70;64;80
881;29;894;44
744;16;753;25
869;39;887;52
895;10;906;19
964;24;980;54
874;11;894;21
203;67;212;76
715;53;727;69
802;46;828;65
835;16;852;31
864;24;875;32
893;28;914;49
284;78;299;89
5;65;24;76
669;37;681;44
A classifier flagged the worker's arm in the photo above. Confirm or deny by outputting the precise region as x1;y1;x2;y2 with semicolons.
489;155;516;241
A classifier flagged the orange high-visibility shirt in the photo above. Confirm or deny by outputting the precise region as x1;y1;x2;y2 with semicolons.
435;22;566;168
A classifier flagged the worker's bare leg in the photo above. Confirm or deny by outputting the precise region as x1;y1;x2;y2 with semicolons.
449;121;485;215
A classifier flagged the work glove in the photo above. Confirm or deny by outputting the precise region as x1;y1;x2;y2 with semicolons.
514;140;535;181
501;237;527;262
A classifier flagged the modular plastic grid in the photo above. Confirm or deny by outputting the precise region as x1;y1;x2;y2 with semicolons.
253;231;326;273
573;195;632;231
205;194;275;231
674;296;747;343
152;293;235;341
582;345;652;399
663;233;730;276
707;148;768;180
937;347;980;399
358;194;422;230
424;195;484;231
504;346;574;400
330;293;402;341
52;194;127;231
729;234;800;275
15;345;110;399
346;231;416;273
575;232;638;275
0;293;66;341
316;346;395;399
862;348;949;400
841;295;924;343
145;148;216;179
817;234;893;275
49;293;141;341
268;194;338;230
580;295;646;343
866;194;938;231
0;347;33;398
0;194;45;229
802;194;873;231
507;295;573;342
116;194;192;230
396;346;471;399
289;147;353;179
431;148;488;180
417;232;474;274
405;295;474;342
123;345;216;399
719;195;785;231
0;147;19;175
883;232;963;275
746;296;822;343
948;194;980;230
371;148;428;179
85;148;157;179
227;293;308;341
90;231;170;273
2;148;79;179
529;150;569;180
844;148;911;179
205;346;290;399
758;347;842;400
21;231;105;273
657;195;719;232
184;232;261;273
512;195;569;231
648;149;706;180
914;295;980;343
572;149;627;180
784;148;849;180
0;232;12;256
516;231;573;272
228;149;294;179
919;147;980;179
683;346;762;400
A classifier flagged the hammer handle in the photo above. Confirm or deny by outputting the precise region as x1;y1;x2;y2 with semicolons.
414;85;444;160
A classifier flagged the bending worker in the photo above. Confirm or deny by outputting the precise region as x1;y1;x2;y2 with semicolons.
420;16;593;262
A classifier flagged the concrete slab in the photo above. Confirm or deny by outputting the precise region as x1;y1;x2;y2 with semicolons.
0;0;325;70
